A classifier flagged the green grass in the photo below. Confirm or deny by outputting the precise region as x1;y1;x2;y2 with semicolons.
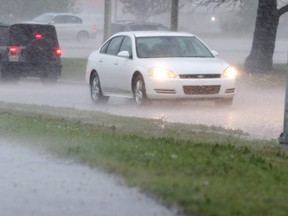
0;104;287;216
61;58;86;82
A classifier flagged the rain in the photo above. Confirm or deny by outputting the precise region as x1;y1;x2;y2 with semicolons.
1;0;288;215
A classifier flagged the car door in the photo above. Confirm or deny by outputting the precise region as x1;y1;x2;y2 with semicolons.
113;36;134;94
50;15;67;38
63;15;83;39
98;36;124;94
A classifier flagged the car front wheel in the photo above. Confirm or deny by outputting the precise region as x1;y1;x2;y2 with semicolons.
133;75;148;105
0;66;20;83
90;73;108;104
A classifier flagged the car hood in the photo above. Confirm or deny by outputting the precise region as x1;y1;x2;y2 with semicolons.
137;57;230;75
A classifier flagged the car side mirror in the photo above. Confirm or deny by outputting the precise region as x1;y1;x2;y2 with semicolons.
118;51;131;59
211;50;218;56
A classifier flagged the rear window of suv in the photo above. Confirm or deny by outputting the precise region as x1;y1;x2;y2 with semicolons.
9;24;59;46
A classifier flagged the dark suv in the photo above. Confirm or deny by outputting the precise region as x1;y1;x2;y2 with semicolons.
0;23;62;83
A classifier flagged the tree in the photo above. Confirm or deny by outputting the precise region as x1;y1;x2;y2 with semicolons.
119;0;170;21
245;0;288;72
119;0;180;30
0;0;75;22
170;0;179;31
103;0;112;41
219;0;257;34
192;0;288;72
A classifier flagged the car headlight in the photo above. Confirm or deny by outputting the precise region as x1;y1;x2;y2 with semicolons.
223;66;238;79
149;67;176;79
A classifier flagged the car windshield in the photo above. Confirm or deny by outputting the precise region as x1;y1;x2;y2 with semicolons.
32;14;54;23
136;36;213;58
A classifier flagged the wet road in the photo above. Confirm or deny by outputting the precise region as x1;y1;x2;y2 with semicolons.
0;79;284;139
0;139;178;216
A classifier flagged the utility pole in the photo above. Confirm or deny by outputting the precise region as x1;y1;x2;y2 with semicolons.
170;0;179;31
103;0;112;42
279;72;288;146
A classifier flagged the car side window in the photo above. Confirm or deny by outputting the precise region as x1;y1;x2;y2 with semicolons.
105;36;124;56
67;15;82;24
119;36;132;57
100;41;110;54
51;16;66;24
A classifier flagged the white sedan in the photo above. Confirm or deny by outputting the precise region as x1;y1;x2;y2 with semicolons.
85;31;237;105
29;13;97;42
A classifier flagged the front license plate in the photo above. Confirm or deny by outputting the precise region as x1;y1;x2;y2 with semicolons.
9;55;19;62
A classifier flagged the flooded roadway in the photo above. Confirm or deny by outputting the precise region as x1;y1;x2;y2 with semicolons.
0;78;284;140
0;139;178;216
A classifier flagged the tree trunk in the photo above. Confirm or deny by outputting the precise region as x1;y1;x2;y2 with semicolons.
244;0;279;72
103;0;112;42
170;0;179;31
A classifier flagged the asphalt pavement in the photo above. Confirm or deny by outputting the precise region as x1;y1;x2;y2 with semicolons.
0;139;179;216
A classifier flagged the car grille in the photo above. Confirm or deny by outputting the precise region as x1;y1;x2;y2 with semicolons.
183;85;220;95
179;74;221;79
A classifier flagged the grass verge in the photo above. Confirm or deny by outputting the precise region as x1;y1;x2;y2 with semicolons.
61;58;86;82
0;103;287;216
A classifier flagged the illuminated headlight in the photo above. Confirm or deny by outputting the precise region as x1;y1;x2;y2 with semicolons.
223;66;238;79
149;67;175;79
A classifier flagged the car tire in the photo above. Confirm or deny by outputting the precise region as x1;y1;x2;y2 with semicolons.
40;75;58;85
0;66;20;83
133;75;148;105
90;73;109;104
40;68;60;85
77;31;89;43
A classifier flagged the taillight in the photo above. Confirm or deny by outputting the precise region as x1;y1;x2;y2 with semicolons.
55;48;62;57
92;24;97;32
35;33;43;39
9;46;18;55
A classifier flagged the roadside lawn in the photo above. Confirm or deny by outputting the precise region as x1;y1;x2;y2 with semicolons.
0;103;287;216
61;58;87;82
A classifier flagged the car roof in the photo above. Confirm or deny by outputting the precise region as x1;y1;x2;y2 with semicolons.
37;13;76;17
112;31;195;38
112;20;165;26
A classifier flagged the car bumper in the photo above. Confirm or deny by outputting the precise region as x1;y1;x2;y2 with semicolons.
4;62;62;76
145;77;236;100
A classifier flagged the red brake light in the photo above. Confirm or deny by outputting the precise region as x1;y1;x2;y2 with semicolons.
92;24;97;31
35;33;43;39
55;48;62;57
9;46;18;55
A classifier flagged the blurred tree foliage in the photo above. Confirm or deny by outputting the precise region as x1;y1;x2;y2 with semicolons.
219;0;257;33
0;0;75;22
119;0;170;21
